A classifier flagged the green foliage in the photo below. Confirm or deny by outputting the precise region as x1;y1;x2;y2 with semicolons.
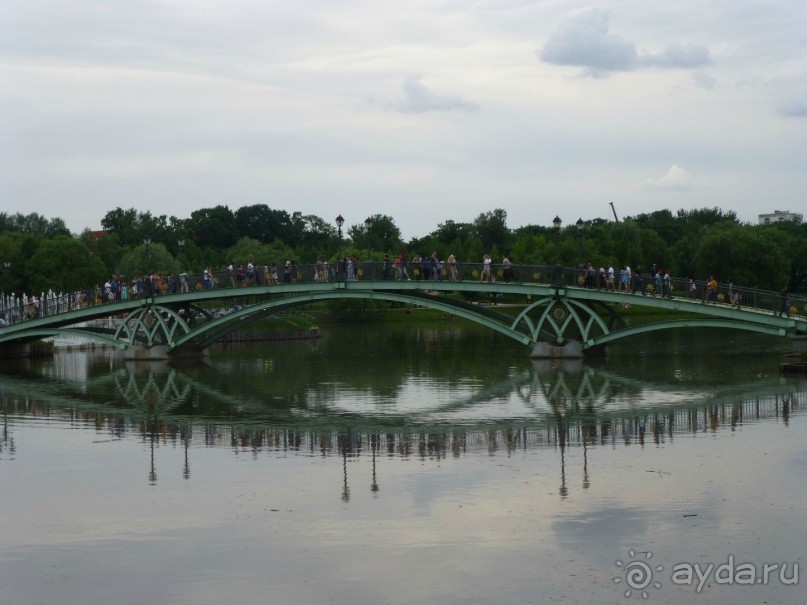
224;237;297;267
189;205;238;249
26;236;106;294
692;223;788;289
510;233;548;264
294;213;339;259
0;212;70;238
474;208;510;253
639;228;669;269
116;243;180;279
225;237;264;266
79;229;124;276
234;204;293;243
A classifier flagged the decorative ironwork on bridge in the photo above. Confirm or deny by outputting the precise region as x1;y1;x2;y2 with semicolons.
112;304;192;349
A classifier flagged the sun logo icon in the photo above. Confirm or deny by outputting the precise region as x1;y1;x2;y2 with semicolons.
614;550;663;598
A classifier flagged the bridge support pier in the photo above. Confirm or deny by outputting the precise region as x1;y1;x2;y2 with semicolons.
123;344;208;361
530;341;584;359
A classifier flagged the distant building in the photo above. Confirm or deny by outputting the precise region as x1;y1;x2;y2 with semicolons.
758;210;803;225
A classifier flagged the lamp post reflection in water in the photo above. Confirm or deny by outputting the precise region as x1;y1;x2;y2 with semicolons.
557;419;568;499
339;430;351;502
182;423;191;480
370;433;379;495
148;412;158;485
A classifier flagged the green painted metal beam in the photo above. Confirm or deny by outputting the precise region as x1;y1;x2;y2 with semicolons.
0;328;128;349
176;289;534;351
587;318;787;349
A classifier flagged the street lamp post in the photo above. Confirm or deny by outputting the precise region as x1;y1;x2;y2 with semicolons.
364;216;373;278
143;237;152;296
143;237;152;274
576;218;584;267
335;214;344;281
553;216;562;287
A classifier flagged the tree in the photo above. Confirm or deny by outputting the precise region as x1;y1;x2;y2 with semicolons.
27;236;107;294
116;243;180;279
510;233;549;265
433;220;474;246
234;205;294;243
366;214;403;254
225;237;265;266
692;223;788;290
46;217;71;238
188;205;238;249
677;207;738;230
631;209;682;243
294;214;338;259
79;229;124;276
473;209;510;253
101;207;144;247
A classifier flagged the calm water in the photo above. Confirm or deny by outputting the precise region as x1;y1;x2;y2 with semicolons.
1;323;806;605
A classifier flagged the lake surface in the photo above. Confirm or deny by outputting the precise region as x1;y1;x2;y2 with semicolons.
2;323;806;604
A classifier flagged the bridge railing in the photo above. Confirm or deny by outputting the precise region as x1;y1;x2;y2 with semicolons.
1;262;805;327
568;267;795;315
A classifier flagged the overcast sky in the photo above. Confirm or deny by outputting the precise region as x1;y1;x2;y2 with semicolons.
2;1;805;239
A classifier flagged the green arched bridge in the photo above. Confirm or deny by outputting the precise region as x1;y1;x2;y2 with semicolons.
1;263;805;358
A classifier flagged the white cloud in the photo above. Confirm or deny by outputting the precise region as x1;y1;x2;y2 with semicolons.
539;9;637;75
640;42;711;68
643;165;695;191
393;76;478;114
539;9;711;76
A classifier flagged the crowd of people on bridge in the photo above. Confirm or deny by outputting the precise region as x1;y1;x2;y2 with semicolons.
577;261;756;308
1;251;800;327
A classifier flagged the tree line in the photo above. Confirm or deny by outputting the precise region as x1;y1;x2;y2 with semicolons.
1;205;805;297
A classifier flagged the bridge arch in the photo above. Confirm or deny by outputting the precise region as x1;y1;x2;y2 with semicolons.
175;290;535;351
586;318;787;348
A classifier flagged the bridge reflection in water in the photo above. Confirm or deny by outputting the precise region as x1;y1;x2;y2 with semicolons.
2;359;804;499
